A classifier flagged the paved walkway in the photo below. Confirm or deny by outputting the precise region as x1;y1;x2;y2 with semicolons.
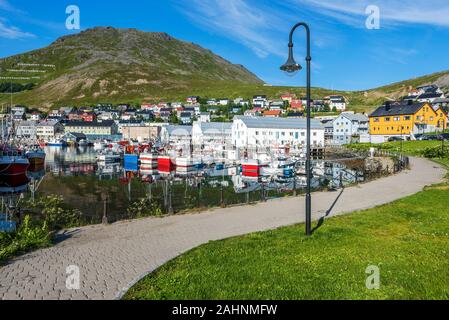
0;157;445;300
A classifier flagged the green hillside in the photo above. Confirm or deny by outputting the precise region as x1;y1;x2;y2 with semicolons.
0;26;448;112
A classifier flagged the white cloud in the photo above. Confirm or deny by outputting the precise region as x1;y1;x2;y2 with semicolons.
174;0;289;58
0;21;34;39
0;0;23;14
294;0;449;27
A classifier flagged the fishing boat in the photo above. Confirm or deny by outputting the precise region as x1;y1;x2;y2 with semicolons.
94;141;108;150
0;148;30;178
241;159;268;178
47;138;68;147
96;151;121;163
261;157;296;177
175;157;204;173
158;155;175;173
25;145;46;167
140;153;159;171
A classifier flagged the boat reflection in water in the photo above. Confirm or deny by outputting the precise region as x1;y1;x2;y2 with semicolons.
2;147;366;225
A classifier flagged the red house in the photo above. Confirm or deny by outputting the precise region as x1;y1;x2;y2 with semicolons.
290;99;303;110
81;112;96;122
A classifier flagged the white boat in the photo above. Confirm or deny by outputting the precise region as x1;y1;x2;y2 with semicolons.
94;141;108;150
47;138;68;147
25;146;46;167
97;152;121;163
175;157;204;172
140;153;158;169
78;139;89;147
261;157;296;177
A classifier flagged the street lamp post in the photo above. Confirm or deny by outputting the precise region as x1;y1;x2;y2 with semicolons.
280;22;313;236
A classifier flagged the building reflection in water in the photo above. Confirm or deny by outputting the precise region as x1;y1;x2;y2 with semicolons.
0;147;366;225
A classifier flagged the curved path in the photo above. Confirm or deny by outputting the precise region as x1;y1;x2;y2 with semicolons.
0;157;445;300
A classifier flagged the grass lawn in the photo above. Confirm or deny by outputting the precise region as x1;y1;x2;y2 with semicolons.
348;141;445;156
124;177;449;300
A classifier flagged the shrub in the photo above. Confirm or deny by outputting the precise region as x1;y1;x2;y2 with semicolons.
0;216;51;262
127;198;163;218
27;195;83;231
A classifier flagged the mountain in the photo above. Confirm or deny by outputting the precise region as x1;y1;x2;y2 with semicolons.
0;27;263;108
0;26;448;112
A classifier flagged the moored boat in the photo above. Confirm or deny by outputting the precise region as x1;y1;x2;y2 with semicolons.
47;138;68;147
0;151;30;177
25;146;46;167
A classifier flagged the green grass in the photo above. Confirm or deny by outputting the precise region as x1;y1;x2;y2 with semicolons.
348;141;444;156
124;179;449;300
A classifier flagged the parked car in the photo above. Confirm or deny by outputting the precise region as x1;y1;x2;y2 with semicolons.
388;136;405;142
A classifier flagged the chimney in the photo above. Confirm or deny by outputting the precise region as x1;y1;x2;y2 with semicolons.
408;99;413;106
385;101;391;111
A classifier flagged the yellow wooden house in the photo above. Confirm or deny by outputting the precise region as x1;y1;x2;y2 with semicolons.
369;101;448;143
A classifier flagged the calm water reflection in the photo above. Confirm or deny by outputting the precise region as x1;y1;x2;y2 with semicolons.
19;147;366;224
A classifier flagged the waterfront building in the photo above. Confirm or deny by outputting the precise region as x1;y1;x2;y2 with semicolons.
16;121;37;138
63;120;118;138
232;116;325;149
323;120;334;145
333;112;369;145
117;120;145;135
122;125;161;142
369;101;448;143
192;121;232;148
36;120;64;139
160;125;193;146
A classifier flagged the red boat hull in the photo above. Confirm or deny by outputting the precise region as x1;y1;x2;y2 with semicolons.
0;162;30;177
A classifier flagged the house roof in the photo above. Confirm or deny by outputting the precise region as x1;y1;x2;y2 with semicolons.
164;125;193;136
418;92;444;99
433;98;449;104
263;110;282;116
235;116;324;130
340;113;369;122
195;122;232;134
65;120;115;127
370;102;427;117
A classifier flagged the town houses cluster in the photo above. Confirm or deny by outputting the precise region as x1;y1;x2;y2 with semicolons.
3;84;448;150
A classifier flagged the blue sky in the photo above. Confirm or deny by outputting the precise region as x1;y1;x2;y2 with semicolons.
1;0;449;91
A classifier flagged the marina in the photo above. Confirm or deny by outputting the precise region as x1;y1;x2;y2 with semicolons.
0;144;390;228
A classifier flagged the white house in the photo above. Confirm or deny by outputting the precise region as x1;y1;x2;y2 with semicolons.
417;92;445;103
234;97;250;107
328;96;347;111
252;95;268;109
232;116;325;150
16;121;37;138
199;112;211;123
333;112;369;145
218;99;230;106
36;120;64;139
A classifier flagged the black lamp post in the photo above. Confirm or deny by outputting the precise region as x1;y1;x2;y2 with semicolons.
280;22;312;236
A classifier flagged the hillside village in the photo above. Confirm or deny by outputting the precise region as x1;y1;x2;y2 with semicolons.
1;83;447;151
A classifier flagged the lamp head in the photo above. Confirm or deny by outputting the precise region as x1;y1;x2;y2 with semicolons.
280;44;302;76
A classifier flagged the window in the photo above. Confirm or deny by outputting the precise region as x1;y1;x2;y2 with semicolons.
404;116;411;121
385;117;391;122
394;117;400;121
373;118;380;123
